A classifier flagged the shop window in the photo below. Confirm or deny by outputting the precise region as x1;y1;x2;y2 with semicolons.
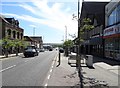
105;39;115;58
114;39;119;52
108;8;117;26
117;4;120;23
119;39;120;54
116;39;120;60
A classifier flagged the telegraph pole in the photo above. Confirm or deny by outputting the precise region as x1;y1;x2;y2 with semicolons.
33;27;35;36
65;25;67;41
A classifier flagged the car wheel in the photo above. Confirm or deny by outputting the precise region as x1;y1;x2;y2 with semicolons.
33;54;35;57
24;55;28;57
37;53;39;56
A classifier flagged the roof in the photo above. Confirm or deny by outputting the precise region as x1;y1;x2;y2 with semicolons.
24;36;39;42
0;15;9;23
0;15;24;32
24;36;34;42
30;36;43;42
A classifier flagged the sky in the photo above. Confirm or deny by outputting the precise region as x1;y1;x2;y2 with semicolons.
1;0;110;43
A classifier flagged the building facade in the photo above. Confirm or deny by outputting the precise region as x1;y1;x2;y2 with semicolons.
24;36;43;49
24;36;34;46
0;15;24;55
104;0;120;60
30;36;43;49
79;2;108;57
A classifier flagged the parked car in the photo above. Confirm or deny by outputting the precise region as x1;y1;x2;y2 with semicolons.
23;45;39;57
49;48;53;51
39;48;45;52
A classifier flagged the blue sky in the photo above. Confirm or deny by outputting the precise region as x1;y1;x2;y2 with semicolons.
1;0;110;43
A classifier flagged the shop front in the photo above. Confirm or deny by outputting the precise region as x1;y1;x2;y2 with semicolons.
104;24;120;60
89;37;104;57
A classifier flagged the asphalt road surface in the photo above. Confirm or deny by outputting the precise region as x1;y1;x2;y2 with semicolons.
1;50;58;87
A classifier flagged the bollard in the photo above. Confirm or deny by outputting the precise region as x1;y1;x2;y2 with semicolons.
58;52;61;65
56;51;61;67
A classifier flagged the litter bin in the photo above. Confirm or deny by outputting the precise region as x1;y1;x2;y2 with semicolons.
86;55;93;67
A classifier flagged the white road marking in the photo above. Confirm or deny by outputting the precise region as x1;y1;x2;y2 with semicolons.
25;60;29;62
51;66;53;68
50;69;52;73
44;54;58;86
45;83;48;86
52;62;54;66
0;65;16;72
47;75;50;79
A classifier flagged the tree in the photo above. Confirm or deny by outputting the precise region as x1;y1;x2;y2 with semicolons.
11;38;29;56
79;18;94;54
0;36;13;57
63;40;73;56
11;39;22;56
63;40;73;47
80;18;94;40
0;37;29;57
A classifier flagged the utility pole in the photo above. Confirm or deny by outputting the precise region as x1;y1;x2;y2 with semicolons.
33;27;35;36
77;0;83;88
65;25;67;41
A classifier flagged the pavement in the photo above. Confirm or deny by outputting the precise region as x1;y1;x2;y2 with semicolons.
0;53;23;60
47;52;120;88
47;53;80;87
82;59;119;87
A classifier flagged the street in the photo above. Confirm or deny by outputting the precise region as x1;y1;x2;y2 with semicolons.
1;50;57;86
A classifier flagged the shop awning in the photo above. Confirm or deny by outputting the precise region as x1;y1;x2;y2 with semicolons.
90;37;103;45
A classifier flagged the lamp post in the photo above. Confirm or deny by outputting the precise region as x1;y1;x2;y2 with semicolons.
65;25;67;41
65;25;68;56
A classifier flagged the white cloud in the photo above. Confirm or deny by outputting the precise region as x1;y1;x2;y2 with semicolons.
1;0;110;3
19;3;37;14
29;25;37;28
2;0;78;38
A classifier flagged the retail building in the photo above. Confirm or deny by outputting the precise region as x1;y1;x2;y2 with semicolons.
104;0;120;60
79;2;108;57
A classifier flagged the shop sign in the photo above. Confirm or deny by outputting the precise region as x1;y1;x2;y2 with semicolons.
104;24;120;36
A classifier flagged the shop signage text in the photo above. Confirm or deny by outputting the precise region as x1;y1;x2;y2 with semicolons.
104;24;120;36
